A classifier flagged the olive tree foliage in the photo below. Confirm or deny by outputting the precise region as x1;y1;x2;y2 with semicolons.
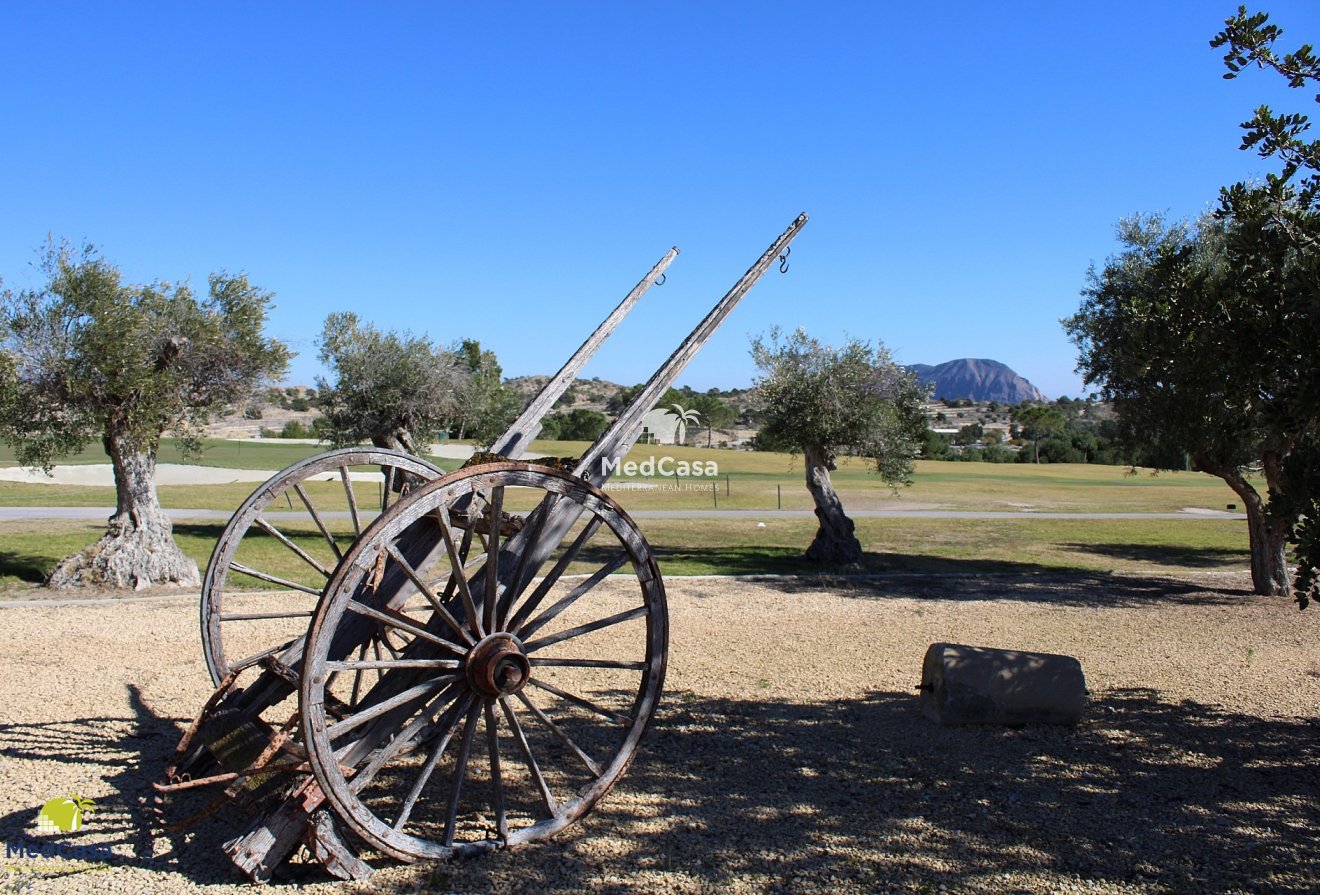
449;339;520;445
751;327;928;564
1214;6;1320;607
0;242;290;589
315;312;460;455
1213;6;1320;211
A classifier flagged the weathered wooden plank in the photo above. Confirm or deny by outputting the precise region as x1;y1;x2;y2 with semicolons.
223;778;323;882
490;247;679;459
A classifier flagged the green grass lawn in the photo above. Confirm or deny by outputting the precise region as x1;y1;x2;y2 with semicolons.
635;516;1248;576
0;515;1249;595
0;438;1245;514
0;440;1258;595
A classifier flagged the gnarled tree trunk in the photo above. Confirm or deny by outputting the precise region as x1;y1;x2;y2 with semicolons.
371;429;416;455
47;431;200;590
1200;454;1290;596
803;444;863;564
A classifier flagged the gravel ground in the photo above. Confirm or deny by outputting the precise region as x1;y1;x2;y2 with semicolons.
2;571;1318;895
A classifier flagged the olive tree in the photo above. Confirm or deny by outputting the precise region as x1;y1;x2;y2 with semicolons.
1067;7;1320;601
751;327;928;564
1213;6;1320;606
0;242;290;589
315;312;459;454
1065;211;1317;597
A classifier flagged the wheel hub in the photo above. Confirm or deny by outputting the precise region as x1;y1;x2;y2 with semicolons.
465;633;531;697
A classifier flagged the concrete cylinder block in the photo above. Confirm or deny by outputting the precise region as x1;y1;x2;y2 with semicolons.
920;642;1087;726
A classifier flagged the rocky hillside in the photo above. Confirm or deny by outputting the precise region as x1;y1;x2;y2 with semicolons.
908;359;1045;403
503;376;626;412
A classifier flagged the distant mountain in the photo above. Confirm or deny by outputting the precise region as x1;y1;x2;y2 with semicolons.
907;358;1046;403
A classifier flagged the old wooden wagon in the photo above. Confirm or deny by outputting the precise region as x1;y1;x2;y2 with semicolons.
157;214;808;881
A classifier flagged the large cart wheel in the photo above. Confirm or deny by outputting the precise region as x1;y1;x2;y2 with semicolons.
299;462;667;862
200;448;445;687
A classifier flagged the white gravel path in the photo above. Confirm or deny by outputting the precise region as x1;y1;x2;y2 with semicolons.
1;573;1317;894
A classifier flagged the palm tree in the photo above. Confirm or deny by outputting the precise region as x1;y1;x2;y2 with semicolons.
670;404;702;445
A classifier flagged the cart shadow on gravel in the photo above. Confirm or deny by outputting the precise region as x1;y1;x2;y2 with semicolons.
2;685;1316;893
0;683;332;887
375;688;1320;895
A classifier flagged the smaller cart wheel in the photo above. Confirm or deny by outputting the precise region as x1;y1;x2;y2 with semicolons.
200;448;445;687
300;463;667;862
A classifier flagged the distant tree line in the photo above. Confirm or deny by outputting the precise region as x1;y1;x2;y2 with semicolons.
915;397;1174;466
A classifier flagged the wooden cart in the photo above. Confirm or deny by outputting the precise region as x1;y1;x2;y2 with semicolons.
157;214;808;881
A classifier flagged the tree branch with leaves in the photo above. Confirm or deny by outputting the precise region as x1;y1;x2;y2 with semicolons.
315;312;460;455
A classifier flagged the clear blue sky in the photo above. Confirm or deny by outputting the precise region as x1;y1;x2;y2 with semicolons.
2;2;1316;399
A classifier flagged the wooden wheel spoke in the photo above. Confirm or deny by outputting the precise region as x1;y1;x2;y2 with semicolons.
436;510;485;640
348;642;369;707
442;701;483;847
386;544;477;647
378;629;403;658
523;604;648;653
485;702;509;842
515;691;602;778
295;482;344;562
229;562;322;596
527;677;630;725
229;637;298;672
345;599;467;655
529;658;646;670
339;466;363;538
498;696;558;816
350;683;466;794
482;486;505;635
381;465;398;514
517;551;630;640
326;658;461;672
252;517;334;578
497;493;560;628
453;502;479;563
393;693;475;831
325;675;458;741
505;516;603;634
219;609;315;622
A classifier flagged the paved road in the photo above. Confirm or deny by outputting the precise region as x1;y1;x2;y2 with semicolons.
0;506;1249;522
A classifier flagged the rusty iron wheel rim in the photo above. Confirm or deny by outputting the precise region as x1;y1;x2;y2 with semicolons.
199;448;445;687
300;463;668;862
